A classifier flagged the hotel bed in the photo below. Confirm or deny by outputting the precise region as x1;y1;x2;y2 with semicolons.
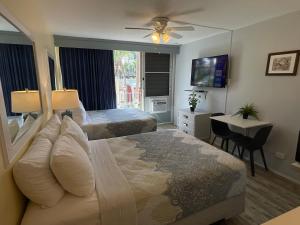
21;129;246;225
81;108;157;140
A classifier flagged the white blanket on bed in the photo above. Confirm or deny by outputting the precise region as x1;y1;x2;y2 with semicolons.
90;140;137;225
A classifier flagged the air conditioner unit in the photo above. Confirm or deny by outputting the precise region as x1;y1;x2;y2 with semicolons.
151;98;168;113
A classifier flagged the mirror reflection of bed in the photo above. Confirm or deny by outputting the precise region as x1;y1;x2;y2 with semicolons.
0;15;41;159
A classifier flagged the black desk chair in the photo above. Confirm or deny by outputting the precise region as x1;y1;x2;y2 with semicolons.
232;126;273;176
211;113;238;152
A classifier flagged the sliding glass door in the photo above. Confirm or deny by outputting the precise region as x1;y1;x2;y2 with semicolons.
113;50;143;109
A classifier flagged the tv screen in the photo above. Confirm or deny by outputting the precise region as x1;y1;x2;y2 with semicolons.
191;55;228;88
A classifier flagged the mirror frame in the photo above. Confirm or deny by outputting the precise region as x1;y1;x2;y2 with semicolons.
0;9;44;167
48;51;56;90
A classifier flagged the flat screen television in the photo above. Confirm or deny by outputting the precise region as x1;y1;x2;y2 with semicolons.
191;54;228;88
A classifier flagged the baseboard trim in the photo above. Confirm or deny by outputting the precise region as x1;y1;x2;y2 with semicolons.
231;152;300;185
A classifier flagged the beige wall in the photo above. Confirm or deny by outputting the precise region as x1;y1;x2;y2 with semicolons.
0;1;54;225
174;11;300;183
174;31;232;124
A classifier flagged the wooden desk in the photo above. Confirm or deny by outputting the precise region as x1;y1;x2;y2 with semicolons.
262;207;300;225
210;115;271;135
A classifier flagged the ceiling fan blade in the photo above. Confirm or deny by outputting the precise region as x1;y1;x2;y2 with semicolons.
169;32;182;39
170;20;230;31
169;20;190;25
143;33;152;38
168;26;195;31
165;8;203;18
125;27;152;31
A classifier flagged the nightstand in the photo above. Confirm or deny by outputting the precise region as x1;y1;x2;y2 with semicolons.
177;109;211;140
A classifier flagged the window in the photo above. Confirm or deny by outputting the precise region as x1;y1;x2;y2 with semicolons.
114;50;142;109
145;53;170;97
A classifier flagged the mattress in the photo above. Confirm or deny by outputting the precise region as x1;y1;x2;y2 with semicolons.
81;108;157;140
107;130;246;224
21;130;246;225
21;192;100;225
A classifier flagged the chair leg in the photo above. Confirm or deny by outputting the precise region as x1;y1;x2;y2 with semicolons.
250;150;255;176
237;146;241;158
226;139;229;152
232;144;237;155
260;147;268;171
240;147;245;160
221;139;225;149
211;136;217;145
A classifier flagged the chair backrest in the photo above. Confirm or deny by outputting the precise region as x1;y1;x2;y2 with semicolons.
252;125;273;147
211;113;230;135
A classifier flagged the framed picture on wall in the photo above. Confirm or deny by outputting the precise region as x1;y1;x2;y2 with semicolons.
266;50;300;76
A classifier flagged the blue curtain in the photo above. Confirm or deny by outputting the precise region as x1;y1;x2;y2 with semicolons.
59;47;116;110
48;57;55;90
0;44;38;116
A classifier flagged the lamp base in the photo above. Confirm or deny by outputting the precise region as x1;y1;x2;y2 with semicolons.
23;112;39;121
61;110;73;119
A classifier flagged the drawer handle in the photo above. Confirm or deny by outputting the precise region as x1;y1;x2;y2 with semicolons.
183;115;189;119
183;123;188;127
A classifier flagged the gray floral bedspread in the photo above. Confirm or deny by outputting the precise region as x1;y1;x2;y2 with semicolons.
81;108;157;140
107;129;246;225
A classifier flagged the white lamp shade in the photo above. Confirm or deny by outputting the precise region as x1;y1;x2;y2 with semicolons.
11;90;41;113
52;89;80;110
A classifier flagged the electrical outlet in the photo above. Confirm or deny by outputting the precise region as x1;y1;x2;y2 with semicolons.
275;152;285;160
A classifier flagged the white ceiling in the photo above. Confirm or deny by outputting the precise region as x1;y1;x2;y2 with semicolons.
0;16;19;32
37;0;300;45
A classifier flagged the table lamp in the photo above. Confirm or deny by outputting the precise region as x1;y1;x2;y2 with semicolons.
52;89;80;119
11;90;41;119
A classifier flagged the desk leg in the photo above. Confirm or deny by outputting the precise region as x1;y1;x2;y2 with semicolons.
245;128;250;136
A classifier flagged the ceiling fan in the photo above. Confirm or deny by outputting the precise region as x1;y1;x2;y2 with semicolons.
125;8;203;44
125;17;195;44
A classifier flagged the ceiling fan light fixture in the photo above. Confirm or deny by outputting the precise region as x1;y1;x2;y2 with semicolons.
162;33;170;43
151;31;160;44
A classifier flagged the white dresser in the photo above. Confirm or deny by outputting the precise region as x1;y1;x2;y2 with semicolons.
177;109;211;140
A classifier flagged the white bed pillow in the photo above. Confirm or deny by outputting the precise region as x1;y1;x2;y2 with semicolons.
8;119;19;141
13;115;36;144
13;136;64;207
37;114;61;143
50;135;95;197
60;116;90;153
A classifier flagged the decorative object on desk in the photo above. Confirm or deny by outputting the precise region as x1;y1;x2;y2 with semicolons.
234;103;258;119
266;50;299;76
52;89;80;119
11;89;41;119
188;91;199;112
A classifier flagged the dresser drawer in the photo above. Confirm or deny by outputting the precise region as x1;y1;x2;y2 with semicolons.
178;117;194;127
179;112;194;119
180;128;194;135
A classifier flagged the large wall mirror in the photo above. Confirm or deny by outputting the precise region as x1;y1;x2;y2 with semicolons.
0;15;42;165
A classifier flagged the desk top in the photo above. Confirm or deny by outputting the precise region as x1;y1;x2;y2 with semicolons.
262;207;300;225
210;115;271;129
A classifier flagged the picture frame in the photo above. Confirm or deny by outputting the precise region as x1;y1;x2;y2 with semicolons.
266;50;300;76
